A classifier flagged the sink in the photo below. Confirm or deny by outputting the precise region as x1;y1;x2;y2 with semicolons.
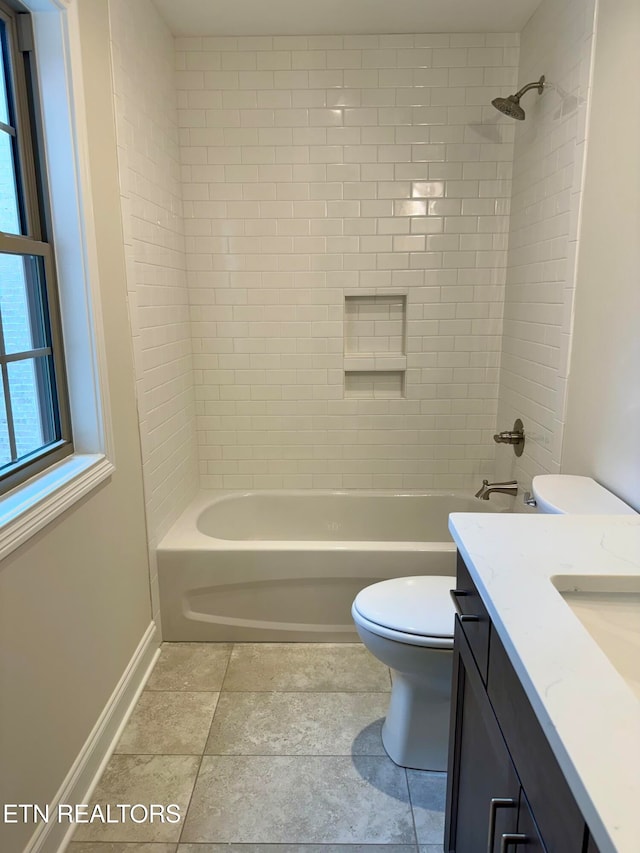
551;576;640;700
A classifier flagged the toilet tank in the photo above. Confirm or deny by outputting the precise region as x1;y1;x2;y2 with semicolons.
532;475;637;515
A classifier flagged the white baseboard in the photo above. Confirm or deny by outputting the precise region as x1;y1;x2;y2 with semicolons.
22;621;161;853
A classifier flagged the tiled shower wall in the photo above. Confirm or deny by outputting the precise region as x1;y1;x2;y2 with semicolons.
176;34;520;490
495;0;596;486
108;1;198;559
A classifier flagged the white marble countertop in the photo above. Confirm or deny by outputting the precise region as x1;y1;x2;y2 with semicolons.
448;513;640;853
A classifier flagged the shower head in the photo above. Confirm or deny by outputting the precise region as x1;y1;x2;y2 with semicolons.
491;95;526;120
492;75;546;120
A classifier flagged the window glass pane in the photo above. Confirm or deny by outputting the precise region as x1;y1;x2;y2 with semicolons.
0;376;12;466
0;130;20;234
0;25;9;125
0;253;49;353
7;356;57;459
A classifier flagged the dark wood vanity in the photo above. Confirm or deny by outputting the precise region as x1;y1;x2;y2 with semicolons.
445;553;602;853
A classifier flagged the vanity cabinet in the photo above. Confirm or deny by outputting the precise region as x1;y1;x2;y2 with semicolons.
445;553;600;853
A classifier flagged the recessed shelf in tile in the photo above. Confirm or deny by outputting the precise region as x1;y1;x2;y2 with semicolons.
344;295;406;356
345;371;405;399
343;355;407;372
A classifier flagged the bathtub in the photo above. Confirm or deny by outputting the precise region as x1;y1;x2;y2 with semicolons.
157;490;508;642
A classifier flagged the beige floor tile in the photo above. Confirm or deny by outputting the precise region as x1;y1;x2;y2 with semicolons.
205;691;388;755
181;755;414;844
146;643;231;691
115;692;218;755
408;770;447;846
222;643;391;692
71;755;199;844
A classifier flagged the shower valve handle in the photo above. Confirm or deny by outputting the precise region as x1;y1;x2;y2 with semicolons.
492;419;525;457
493;430;523;445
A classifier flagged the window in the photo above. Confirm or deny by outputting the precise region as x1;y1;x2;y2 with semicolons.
0;0;71;493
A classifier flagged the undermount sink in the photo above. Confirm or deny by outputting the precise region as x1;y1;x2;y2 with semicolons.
551;576;640;700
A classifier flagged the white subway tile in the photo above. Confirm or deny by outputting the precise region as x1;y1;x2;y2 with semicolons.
274;70;310;89
221;52;257;71
308;70;343;88
432;48;468;67
257;51;292;70
327;50;362;69
292;50;327;70
380;34;415;48
397;48;432;68
147;27;539;488
176;70;205;89
378;68;413;88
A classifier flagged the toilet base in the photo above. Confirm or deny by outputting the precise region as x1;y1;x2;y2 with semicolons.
382;661;452;772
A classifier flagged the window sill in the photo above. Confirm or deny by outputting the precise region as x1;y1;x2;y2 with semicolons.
0;453;114;561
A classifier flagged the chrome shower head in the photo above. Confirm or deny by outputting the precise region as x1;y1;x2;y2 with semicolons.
492;75;546;120
492;95;526;120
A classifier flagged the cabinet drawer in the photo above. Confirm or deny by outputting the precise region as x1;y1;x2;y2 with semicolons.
452;553;492;683
488;631;585;852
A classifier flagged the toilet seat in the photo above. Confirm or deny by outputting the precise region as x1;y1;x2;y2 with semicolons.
352;607;454;648
352;576;455;649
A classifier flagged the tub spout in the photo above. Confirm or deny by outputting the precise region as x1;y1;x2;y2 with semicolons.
475;479;518;501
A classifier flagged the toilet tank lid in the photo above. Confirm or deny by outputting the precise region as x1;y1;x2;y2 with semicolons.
353;576;455;638
532;475;637;515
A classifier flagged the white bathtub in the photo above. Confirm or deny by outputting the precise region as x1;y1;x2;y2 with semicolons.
157;490;508;642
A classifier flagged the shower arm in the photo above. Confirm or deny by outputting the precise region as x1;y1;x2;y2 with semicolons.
513;77;546;99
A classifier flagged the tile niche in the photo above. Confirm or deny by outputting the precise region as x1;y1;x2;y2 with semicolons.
344;294;407;398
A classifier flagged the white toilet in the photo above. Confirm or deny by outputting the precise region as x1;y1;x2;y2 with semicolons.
352;575;455;771
352;474;636;772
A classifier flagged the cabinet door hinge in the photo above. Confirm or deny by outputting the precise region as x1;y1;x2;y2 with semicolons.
17;14;34;53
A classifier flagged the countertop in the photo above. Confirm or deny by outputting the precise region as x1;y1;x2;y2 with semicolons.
448;513;640;853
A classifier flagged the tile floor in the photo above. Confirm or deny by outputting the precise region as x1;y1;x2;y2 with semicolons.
68;643;446;853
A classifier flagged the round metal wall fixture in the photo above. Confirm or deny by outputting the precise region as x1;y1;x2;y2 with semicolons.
512;418;525;456
492;418;525;457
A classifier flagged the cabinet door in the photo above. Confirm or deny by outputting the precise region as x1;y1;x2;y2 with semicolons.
514;791;546;852
488;629;586;851
446;621;520;853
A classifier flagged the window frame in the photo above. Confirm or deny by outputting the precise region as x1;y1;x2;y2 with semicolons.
0;0;73;493
0;0;116;561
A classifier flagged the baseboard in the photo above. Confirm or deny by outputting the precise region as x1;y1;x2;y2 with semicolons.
22;621;160;853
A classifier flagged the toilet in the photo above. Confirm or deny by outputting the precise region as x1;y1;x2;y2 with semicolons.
352;575;455;771
352;474;637;772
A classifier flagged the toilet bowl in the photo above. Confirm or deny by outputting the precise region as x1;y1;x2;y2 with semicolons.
351;575;455;771
353;474;636;772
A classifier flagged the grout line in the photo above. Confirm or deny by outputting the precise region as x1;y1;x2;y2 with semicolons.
175;641;235;845
169;845;423;849
406;765;421;849
144;688;393;694
82;644;442;851
167;844;422;849
112;752;405;758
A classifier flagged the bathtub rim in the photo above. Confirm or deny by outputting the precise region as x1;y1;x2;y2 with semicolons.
157;488;511;553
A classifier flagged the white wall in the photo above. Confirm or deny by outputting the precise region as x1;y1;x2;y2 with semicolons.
0;1;153;850
108;0;199;620
494;0;596;487
562;0;640;510
176;33;519;490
